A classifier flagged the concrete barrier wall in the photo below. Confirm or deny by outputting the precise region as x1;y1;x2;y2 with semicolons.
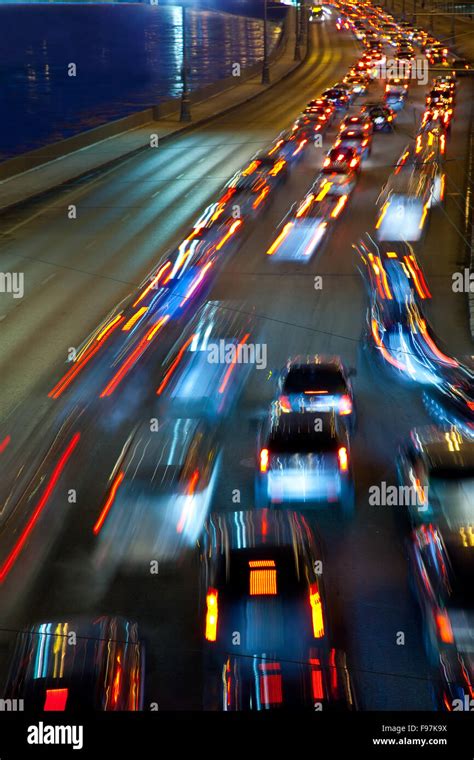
0;12;288;183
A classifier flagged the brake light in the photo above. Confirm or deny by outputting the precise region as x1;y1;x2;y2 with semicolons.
468;401;474;411
436;610;454;644
205;588;218;642
337;153;345;162
323;157;331;167
339;394;353;415
260;448;269;472
338;446;349;471
309;583;325;638
349;157;358;168
44;688;69;711
279;395;291;413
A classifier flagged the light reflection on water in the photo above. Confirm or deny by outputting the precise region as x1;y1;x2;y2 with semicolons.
0;4;281;160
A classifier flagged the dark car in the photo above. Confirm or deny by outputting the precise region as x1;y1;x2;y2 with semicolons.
361;103;395;132
408;522;474;710
3;616;145;711
451;57;471;76
397;426;474;525
321;87;350;110
276;355;356;423
256;408;355;512
423;363;474;437
199;509;357;710
323;145;361;174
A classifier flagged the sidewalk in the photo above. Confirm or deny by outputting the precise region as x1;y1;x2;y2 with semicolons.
0;9;306;214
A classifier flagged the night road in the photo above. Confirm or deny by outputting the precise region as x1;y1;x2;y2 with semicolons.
1;0;474;753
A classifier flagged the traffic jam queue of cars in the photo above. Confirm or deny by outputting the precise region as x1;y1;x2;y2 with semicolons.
2;1;474;715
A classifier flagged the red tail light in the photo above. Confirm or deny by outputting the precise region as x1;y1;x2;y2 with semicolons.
279;395;291;413
339;395;352;415
338;446;349;471
436;610;453;644
323;157;331;167
349;158;358;168
260;448;269;473
309;583;325;638
205;588;218;642
44;688;69;711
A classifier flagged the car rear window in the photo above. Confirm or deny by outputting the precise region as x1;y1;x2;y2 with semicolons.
283;367;346;394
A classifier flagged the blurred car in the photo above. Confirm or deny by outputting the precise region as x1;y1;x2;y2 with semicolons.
157;300;254;418
342;73;369;96
408;521;474;709
313;170;358;197
361;103;395;132
305;98;336;121
433;75;457;95
265;191;346;261
396;47;415;61
451;57;471;76
3;616;144;711
256;408;355;511
322;145;360;174
421;105;453;133
225;170;273;217
397;426;474;525
276;355;356;424
200;509;357;710
356;239;431;305
335;114;373;159
332;81;358;104
426;87;454;110
423;363;474;437
93;416;222;568
268;129;307;164
321;87;350;110
294;111;332;141
309;4;325;22
384;78;409;111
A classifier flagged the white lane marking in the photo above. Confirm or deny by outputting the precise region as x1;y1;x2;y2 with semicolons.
151;189;161;198
176;172;185;179
0;314;6;322
85;239;96;249
121;213;131;221
41;273;56;286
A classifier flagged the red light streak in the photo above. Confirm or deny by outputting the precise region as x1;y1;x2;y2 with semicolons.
0;432;81;583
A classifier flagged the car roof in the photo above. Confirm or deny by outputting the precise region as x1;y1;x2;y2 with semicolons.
202;508;320;554
409;427;474;471
269;409;343;440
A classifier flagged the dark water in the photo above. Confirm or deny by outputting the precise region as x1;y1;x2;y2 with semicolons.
0;3;281;161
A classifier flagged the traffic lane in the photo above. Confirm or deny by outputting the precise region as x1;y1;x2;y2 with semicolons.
0;33;443;707
10;73;439;709
202;80;445;707
0;21;359;422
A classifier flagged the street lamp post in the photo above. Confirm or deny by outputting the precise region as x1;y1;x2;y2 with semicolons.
180;4;191;122
262;0;270;84
294;1;301;61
